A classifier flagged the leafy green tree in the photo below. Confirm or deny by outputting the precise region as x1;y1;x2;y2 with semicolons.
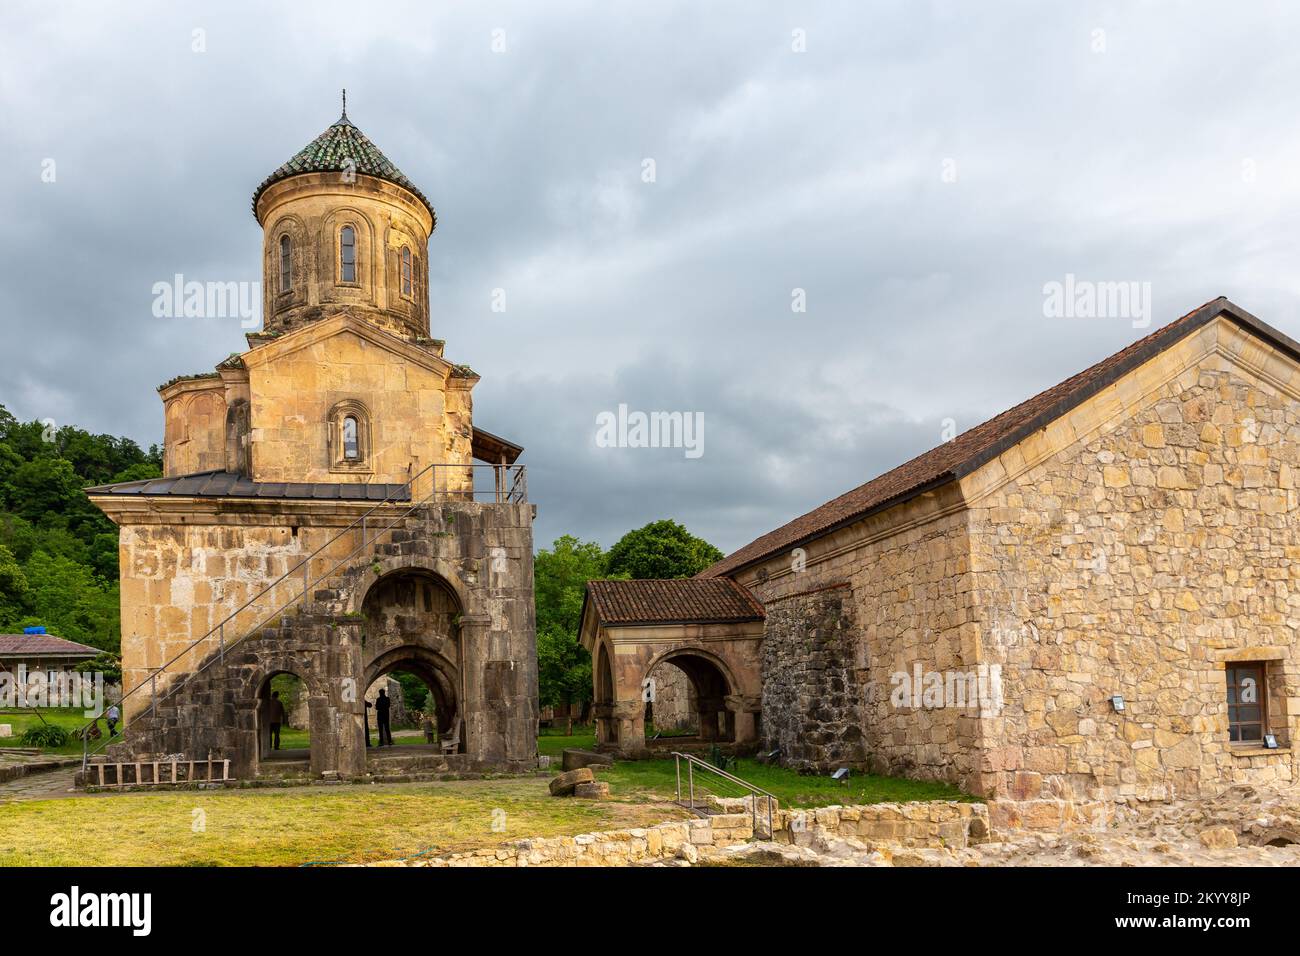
108;461;162;484
534;536;611;708
18;548;119;651
535;536;608;635
75;651;123;684
8;457;83;525
0;544;30;627
0;513;38;563
0;403;159;628
604;519;724;579
390;671;429;715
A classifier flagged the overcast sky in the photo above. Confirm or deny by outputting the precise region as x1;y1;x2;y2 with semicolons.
4;1;1300;556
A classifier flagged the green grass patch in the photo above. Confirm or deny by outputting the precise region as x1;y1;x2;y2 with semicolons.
600;757;973;809
535;732;974;809
0;777;686;867
0;707;107;755
537;730;596;757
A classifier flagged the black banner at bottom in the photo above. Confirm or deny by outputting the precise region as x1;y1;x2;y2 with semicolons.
0;865;1276;941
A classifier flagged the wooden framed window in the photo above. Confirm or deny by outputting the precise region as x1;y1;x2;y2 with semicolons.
278;235;292;293
400;246;413;297
340;225;357;283
1226;663;1266;743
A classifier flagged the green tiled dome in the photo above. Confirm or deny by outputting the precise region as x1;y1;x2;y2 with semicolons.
251;108;435;224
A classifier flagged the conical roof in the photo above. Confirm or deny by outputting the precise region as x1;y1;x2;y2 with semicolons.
251;105;435;224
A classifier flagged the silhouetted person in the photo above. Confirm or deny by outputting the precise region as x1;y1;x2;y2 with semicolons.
375;688;392;746
268;690;285;750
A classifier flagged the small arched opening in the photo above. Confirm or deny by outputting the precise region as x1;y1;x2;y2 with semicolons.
1259;829;1300;848
256;670;311;760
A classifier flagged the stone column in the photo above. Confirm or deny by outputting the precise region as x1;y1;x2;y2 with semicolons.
697;695;725;741
612;699;646;756
329;618;367;778
592;702;616;749
458;613;494;761
725;694;761;744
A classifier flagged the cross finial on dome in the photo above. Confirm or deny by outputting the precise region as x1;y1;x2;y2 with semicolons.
341;88;348;120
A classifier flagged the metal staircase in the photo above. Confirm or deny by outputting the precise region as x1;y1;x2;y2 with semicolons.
672;751;777;838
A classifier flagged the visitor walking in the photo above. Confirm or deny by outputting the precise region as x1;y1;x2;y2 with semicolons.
267;690;285;750
105;704;120;737
375;688;392;746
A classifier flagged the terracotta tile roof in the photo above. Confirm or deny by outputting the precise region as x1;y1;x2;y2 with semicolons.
0;634;100;658
584;578;765;627
702;297;1299;579
251;112;435;224
85;470;411;502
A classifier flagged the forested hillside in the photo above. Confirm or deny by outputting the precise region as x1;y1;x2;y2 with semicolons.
0;403;161;654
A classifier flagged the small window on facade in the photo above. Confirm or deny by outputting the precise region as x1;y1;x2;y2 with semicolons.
278;235;292;293
1227;663;1266;743
342;415;359;460
401;246;413;297
329;400;370;471
340;225;357;283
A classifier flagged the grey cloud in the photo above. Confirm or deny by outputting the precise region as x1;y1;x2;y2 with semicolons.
3;0;1300;556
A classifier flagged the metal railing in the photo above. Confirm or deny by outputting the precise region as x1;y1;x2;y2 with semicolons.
78;462;526;772
673;751;777;839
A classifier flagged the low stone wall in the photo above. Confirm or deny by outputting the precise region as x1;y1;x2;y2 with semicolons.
775;800;990;849
988;797;1113;833
371;800;988;867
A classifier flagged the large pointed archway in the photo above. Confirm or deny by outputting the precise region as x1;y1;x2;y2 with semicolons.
358;567;464;753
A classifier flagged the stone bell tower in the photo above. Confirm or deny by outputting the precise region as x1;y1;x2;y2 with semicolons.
253;92;436;343
89;96;538;781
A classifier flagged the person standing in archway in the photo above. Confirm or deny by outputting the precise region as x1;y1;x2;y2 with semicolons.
268;690;286;751
375;688;393;747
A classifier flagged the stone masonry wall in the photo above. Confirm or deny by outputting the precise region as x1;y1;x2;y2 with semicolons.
110;499;537;776
970;343;1300;828
646;661;697;732
740;485;984;791
761;586;865;769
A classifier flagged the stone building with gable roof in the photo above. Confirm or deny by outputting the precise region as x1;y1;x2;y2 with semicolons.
587;298;1300;827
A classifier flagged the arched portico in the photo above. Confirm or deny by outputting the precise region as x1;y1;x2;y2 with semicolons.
580;579;766;758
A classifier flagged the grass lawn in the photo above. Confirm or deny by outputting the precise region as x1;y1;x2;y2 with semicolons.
0;776;687;867
537;728;972;809
538;728;596;757
277;728;440;750
600;757;972;808
0;727;973;867
0;707;110;756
